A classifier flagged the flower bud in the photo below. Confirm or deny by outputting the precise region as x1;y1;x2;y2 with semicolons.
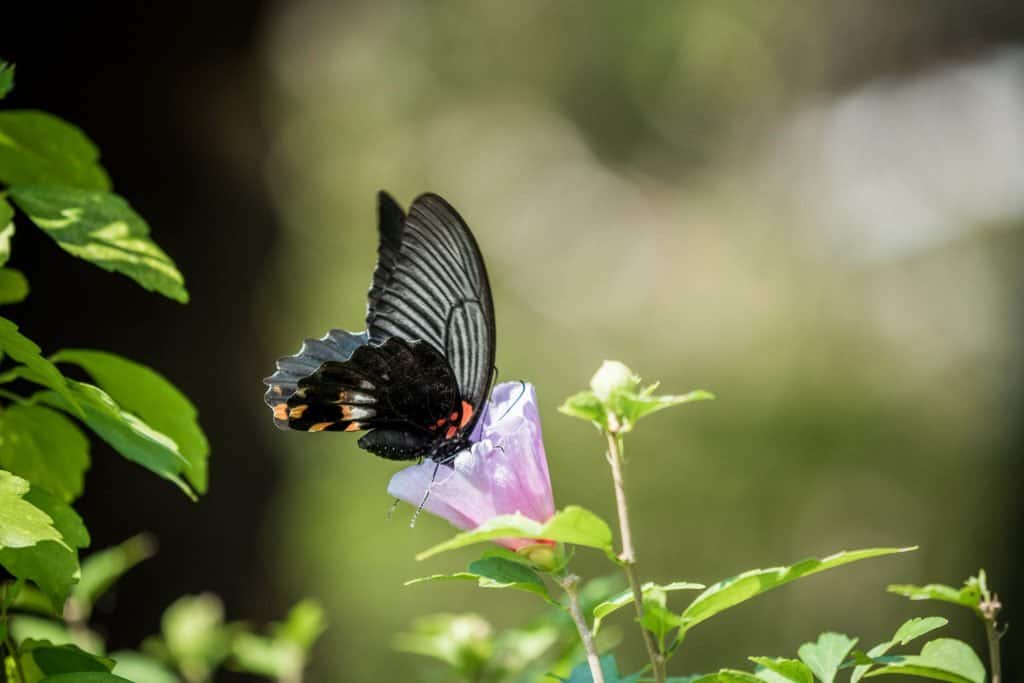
519;542;563;572
590;360;638;401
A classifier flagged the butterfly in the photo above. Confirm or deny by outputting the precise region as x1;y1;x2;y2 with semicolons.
264;191;496;463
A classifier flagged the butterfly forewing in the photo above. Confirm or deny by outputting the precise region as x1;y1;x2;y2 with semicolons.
365;193;495;425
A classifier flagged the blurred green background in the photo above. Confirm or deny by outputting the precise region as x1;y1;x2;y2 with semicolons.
261;2;1022;680
5;1;1023;681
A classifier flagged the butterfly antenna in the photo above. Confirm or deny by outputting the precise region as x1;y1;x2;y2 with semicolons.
386;497;401;520
498;380;528;421
410;460;442;528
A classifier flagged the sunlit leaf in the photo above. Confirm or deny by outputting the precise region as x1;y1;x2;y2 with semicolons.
36;380;192;498
0;111;110;190
0;486;88;611
0;317;80;415
886;581;983;614
558;391;607;429
863;638;985;683
851;616;948;683
677;548;915;638
416;506;613;560
108;652;177;683
748;657;814;683
593;582;704;635
0;404;89;502
0;471;64;550
796;633;857;683
8;186;187;302
53;350;208;492
612;388;715;432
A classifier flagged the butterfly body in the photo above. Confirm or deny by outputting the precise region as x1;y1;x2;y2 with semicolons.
264;192;495;463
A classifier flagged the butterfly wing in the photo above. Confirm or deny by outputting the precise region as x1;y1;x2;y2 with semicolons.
264;329;369;429
366;193;495;432
266;336;461;454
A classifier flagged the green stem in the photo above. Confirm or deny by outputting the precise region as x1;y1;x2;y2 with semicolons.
985;615;1001;683
561;574;605;683
605;432;665;683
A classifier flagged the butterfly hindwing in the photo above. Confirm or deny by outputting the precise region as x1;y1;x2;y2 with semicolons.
264;329;369;429
366;193;495;426
278;338;462;455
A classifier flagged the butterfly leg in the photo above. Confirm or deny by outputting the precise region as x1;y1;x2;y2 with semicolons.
409;460;442;528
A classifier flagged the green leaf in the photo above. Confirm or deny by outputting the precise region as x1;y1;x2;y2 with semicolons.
8;186;187;302
160;593;232;676
886;581;983;614
864;638;985;683
469;557;551;598
0;198;13;265
796;633;857;683
21;642;113;677
0;471;64;550
558;391;607;429
0;63;14;100
394;613;493;678
0;487;89;610
0;112;110;190
36;380;193;498
560;654;642;683
52;350;208;492
0;269;28;304
0;318;80;416
71;534;156;618
748;657;814;683
108;652;177;683
593;582;704;636
640;601;682;645
851;616;949;683
416;506;613;560
37;675;132;683
231;632;304;678
677;548;915;637
405;557;554;603
271;600;326;652
0;404;90;502
613;388;715;432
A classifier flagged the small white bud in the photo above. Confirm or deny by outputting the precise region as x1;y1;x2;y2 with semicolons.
590;360;638;401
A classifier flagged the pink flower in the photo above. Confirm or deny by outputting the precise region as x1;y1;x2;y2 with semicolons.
387;382;556;550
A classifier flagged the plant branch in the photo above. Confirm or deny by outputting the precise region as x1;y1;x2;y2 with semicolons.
605;431;664;683
561;574;605;683
981;594;1002;683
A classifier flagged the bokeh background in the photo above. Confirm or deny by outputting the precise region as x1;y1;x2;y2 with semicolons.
3;1;1023;680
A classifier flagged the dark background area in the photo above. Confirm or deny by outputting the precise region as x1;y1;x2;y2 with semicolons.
1;2;1022;681
1;2;285;677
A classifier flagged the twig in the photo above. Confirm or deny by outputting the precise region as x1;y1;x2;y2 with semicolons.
981;594;1002;683
561;574;605;683
605;431;665;683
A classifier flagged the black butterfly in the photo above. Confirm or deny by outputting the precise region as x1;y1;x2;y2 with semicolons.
264;192;496;463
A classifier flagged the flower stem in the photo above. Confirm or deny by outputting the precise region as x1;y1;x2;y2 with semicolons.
980;592;1002;683
605;432;665;683
985;617;1001;683
561;574;605;683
